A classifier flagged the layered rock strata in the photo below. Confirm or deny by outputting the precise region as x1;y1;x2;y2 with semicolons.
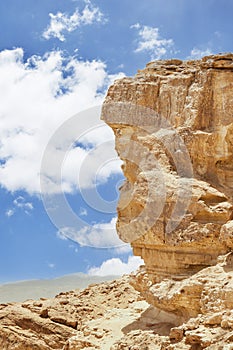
101;54;233;318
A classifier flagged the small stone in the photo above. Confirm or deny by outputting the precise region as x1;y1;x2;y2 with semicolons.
169;327;184;342
40;308;49;318
204;313;222;326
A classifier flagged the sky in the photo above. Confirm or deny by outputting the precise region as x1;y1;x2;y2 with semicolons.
0;0;232;283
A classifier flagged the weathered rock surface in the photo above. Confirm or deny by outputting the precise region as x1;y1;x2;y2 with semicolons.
101;53;233;347
102;54;233;284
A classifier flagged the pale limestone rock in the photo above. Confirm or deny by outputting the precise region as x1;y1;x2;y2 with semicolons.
220;220;233;248
101;54;233;348
102;54;233;284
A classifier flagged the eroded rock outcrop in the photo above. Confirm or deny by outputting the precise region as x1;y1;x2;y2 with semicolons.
0;277;150;349
102;54;233;323
2;271;233;349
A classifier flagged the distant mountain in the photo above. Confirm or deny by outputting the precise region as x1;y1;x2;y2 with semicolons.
0;273;118;303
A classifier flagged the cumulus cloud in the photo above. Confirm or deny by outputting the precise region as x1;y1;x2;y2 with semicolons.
57;217;128;249
60;136;122;193
88;255;144;276
0;48;124;194
188;47;213;59
131;23;174;59
43;1;105;41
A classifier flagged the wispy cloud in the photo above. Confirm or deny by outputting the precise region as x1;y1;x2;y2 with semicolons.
88;255;144;276
43;1;105;41
5;196;34;217
79;207;88;216
188;47;213;59
187;30;223;60
57;217;127;249
131;23;174;59
13;196;33;211
5;209;14;218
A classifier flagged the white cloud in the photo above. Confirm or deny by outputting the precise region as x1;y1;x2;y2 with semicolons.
69;244;79;253
60;139;123;193
0;48;124;194
131;23;174;59
113;244;132;255
188;47;213;59
43;1;105;41
88;255;144;276
13;196;34;211
5;196;34;217
57;217;128;249
57;230;68;240
5;209;14;217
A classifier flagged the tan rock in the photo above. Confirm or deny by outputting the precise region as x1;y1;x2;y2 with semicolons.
102;53;233;314
102;54;233;283
0;277;153;350
101;54;233;348
220;220;233;249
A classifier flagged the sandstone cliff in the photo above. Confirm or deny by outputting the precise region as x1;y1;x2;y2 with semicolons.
101;53;233;347
102;54;233;283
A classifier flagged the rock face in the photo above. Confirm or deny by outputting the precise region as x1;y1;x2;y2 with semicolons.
102;54;233;283
102;54;233;325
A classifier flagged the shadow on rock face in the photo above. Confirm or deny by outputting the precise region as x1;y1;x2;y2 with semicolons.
223;252;233;273
122;305;177;336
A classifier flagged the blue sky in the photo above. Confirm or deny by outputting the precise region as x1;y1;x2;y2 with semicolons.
0;0;232;283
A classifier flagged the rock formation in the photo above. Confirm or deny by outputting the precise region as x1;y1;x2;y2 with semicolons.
101;53;233;347
102;54;233;283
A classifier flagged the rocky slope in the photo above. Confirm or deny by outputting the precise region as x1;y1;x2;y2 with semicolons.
2;269;233;349
0;276;174;349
